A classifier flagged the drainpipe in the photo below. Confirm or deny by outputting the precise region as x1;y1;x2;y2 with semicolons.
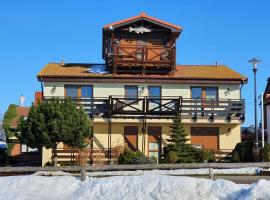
240;81;244;99
40;78;44;98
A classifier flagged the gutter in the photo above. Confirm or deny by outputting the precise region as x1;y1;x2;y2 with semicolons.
40;77;44;97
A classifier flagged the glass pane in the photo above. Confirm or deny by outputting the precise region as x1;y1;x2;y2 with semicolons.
149;142;159;151
191;88;202;99
21;144;27;153
206;88;217;99
28;147;38;152
66;86;78;97
125;86;138;99
149;86;161;98
149;87;161;111
82;86;93;98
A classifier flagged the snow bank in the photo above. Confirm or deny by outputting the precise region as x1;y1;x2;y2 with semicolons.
0;175;270;200
33;171;71;176
87;167;262;177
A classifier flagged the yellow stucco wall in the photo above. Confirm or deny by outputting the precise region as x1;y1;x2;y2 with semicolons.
92;121;241;153
41;121;241;166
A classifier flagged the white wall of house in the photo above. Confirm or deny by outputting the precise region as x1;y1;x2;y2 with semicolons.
43;82;241;99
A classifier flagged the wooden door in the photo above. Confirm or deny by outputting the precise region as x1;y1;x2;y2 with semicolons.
190;127;219;150
124;126;138;151
119;38;137;61
146;39;163;62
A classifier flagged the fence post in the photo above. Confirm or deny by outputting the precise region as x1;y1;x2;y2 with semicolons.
80;167;86;181
208;168;214;179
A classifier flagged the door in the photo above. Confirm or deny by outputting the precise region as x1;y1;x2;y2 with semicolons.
146;38;164;62
148;86;161;112
124;126;138;151
190;127;219;150
148;126;162;162
191;87;218;113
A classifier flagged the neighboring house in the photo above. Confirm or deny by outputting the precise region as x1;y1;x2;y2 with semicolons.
264;77;270;144
8;106;41;165
241;126;267;143
37;13;247;165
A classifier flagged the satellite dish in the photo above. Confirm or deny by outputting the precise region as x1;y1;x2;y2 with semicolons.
19;95;26;106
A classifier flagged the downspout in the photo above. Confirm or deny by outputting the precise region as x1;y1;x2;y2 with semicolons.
240;81;244;99
40;78;44;98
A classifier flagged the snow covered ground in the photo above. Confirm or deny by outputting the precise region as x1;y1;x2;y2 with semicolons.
87;167;263;177
1;174;270;200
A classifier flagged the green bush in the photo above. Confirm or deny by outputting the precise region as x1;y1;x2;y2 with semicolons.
230;151;240;163
118;148;156;164
193;148;215;163
230;140;255;162
261;144;270;162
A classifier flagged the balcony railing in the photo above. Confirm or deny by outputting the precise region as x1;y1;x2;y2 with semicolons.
112;45;175;68
181;98;245;121
44;96;245;121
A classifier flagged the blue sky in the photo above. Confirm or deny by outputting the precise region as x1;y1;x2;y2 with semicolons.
0;0;270;126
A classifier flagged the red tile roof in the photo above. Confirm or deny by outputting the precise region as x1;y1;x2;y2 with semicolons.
103;12;182;31
11;107;30;128
37;63;247;82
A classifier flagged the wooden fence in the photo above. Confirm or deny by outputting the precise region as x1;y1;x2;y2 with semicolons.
1;163;270;175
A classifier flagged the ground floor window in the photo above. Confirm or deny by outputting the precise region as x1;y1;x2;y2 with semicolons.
21;144;38;153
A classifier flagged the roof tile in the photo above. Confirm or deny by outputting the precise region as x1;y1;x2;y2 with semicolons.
37;63;247;82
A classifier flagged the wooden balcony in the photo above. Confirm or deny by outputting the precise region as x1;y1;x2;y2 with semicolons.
181;98;245;122
110;45;176;73
45;96;245;122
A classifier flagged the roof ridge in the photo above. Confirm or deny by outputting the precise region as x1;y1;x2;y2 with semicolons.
103;13;182;30
176;64;227;67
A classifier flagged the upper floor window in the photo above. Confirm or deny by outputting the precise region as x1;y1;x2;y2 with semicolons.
148;86;161;98
191;87;218;100
81;86;93;98
66;85;78;98
125;86;138;101
65;85;93;98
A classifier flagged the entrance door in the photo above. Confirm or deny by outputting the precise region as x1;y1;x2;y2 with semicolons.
190;127;219;150
124;126;138;151
148;126;162;162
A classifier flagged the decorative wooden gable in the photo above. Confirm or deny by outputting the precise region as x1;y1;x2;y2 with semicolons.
102;12;182;75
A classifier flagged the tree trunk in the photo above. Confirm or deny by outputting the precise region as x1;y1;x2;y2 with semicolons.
52;146;58;166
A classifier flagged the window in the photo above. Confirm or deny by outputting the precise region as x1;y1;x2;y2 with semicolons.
66;85;78;98
191;87;218;99
148;86;161;98
21;144;38;153
148;86;161;111
205;87;218;100
65;85;93;98
125;86;138;102
191;87;202;99
81;86;93;98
